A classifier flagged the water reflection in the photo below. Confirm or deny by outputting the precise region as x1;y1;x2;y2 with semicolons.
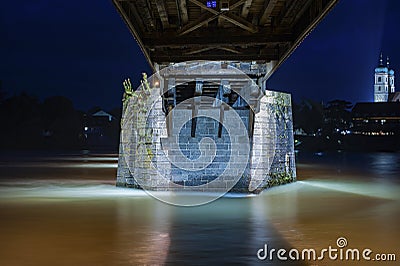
0;152;399;265
115;200;171;265
367;152;400;178
297;151;400;180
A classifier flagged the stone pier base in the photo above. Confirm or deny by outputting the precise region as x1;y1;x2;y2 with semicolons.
117;62;296;193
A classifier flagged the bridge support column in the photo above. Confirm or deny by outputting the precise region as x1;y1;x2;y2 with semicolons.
117;61;296;193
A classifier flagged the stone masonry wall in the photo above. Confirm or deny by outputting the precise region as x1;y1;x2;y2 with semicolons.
117;91;296;193
249;91;296;192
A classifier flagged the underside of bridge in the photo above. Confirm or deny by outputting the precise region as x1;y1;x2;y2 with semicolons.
113;0;337;78
113;0;338;196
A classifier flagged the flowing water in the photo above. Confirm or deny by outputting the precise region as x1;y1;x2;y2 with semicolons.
0;151;399;265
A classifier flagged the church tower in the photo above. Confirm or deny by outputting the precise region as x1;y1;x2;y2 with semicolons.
374;53;389;102
387;56;395;93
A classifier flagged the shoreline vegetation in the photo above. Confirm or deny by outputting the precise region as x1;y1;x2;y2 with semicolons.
0;92;121;152
1;91;398;152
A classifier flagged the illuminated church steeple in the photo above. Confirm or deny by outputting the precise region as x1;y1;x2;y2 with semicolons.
387;56;395;93
374;53;395;102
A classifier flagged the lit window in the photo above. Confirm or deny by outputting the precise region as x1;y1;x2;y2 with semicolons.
206;1;217;8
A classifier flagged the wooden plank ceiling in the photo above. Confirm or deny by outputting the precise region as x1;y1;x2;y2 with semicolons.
113;0;338;69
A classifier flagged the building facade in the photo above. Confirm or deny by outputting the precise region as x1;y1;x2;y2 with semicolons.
350;54;400;139
374;53;395;102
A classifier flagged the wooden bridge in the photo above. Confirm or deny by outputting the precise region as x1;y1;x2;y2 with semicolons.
112;0;337;78
114;0;338;194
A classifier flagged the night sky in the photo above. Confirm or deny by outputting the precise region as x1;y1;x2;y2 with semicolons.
1;0;400;110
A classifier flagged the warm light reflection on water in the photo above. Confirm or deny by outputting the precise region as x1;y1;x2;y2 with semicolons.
0;152;399;265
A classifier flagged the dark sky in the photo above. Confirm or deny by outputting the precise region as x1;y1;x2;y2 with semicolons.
268;0;400;104
1;0;400;110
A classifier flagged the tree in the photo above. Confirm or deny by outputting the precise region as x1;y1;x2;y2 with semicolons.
292;99;324;135
88;106;102;115
0;92;41;148
323;99;352;135
41;96;82;148
0;80;6;103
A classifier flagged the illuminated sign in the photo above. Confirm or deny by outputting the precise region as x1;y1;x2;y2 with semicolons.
206;1;217;8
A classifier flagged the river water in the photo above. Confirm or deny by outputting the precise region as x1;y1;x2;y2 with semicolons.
0;151;399;265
